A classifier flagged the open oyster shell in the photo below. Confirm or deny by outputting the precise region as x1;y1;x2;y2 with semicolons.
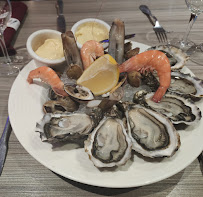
169;71;203;101
141;71;203;102
84;117;132;168
133;90;202;125
43;97;79;113
36;113;94;143
64;84;94;102
126;105;180;158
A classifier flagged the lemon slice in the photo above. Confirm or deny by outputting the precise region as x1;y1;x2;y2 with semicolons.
77;54;119;96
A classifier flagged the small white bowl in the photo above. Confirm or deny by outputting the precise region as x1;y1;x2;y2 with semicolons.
26;29;66;69
71;18;110;49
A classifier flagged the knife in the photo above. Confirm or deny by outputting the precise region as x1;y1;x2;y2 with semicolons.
139;5;156;27
55;0;66;33
0;116;12;176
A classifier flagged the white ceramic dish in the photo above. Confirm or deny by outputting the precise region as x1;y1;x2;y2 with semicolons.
9;41;203;188
71;18;110;49
26;29;65;68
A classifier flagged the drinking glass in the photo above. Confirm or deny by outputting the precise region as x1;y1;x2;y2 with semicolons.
171;0;203;53
0;0;19;76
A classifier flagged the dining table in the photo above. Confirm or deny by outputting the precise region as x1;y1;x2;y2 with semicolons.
0;0;203;196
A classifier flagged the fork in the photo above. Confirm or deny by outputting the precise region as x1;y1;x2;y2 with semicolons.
139;5;168;43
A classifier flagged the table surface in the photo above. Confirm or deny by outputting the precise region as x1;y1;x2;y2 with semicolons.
0;0;203;196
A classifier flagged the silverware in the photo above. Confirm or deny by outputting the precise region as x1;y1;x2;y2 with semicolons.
55;0;66;33
139;5;168;43
100;33;136;43
0;116;12;176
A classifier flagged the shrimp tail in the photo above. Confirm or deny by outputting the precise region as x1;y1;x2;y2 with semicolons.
53;85;67;97
152;86;168;103
27;76;33;84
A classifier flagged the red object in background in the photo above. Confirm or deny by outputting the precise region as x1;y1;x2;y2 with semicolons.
0;2;28;56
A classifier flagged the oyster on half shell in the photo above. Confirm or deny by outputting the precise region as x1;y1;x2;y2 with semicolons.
169;71;203;101
133;90;202;125
36;113;94;143
141;71;203;101
43;97;79;113
84;117;132;168
126;105;180;158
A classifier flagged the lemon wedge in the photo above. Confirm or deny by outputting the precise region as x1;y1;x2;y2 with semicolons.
77;54;119;96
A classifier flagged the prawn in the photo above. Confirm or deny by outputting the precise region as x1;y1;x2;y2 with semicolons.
119;50;171;103
80;40;104;69
27;66;68;97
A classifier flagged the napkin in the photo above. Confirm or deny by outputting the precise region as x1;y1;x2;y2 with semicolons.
0;2;28;56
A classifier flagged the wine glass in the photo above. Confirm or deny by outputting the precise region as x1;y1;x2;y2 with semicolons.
171;0;203;53
0;0;19;76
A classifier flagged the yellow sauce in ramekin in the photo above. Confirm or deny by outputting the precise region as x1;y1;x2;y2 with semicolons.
75;21;109;45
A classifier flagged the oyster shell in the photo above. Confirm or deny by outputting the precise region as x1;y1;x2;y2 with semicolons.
169;71;203;101
141;71;203;101
64;84;94;101
36;113;94;143
84;117;132;168
43;97;79;113
147;45;189;70
126;105;180;158
133;90;202;125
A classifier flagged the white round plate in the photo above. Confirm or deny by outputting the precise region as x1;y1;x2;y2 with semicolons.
8;41;203;188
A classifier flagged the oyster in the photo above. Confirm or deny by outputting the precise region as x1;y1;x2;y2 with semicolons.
84;117;132;168
133;90;202;125
147;45;189;70
64;84;94;101
48;88;59;100
141;71;203;101
126;105;180;158
169;71;203;101
36;113;94;143
43;97;79;113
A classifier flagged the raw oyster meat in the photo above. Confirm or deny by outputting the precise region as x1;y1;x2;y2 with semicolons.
126;105;180;158
169;71;203;101
147;45;189;70
133;90;202;125
36;113;94;143
84;117;132;168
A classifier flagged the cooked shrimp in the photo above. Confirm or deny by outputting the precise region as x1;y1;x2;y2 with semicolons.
119;50;171;103
27;66;68;97
80;40;104;69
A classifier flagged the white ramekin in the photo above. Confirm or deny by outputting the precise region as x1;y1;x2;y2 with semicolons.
26;29;66;69
71;18;111;49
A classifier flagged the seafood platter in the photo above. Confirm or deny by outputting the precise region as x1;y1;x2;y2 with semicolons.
8;19;203;188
